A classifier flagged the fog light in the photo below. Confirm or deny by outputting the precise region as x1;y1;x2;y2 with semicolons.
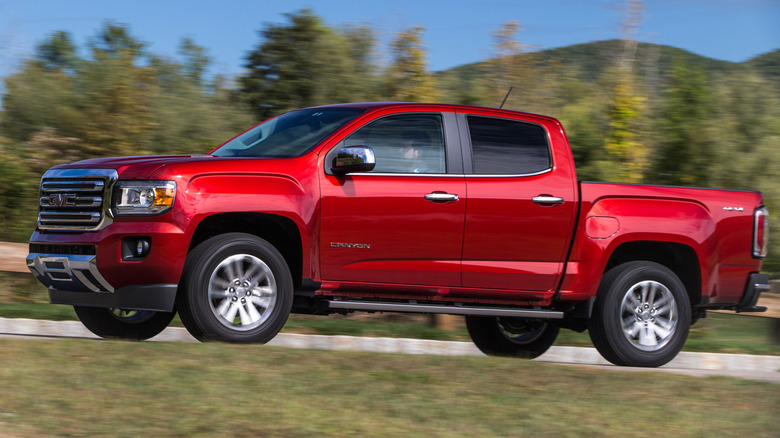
122;237;151;261
136;239;150;257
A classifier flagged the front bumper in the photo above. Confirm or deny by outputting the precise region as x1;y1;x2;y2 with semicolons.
27;252;178;312
48;283;177;312
28;252;114;293
27;211;190;312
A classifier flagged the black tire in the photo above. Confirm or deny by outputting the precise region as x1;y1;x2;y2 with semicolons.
588;261;691;367
73;306;176;341
177;233;293;343
176;288;205;341
466;316;559;358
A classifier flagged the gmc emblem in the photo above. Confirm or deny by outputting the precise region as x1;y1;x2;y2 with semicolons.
49;193;77;207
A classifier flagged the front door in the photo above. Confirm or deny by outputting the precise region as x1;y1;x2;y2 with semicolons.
320;112;465;288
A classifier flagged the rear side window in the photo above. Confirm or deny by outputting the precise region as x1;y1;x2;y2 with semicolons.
467;116;551;175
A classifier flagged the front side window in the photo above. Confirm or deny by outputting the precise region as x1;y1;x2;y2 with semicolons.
344;114;446;174
213;107;365;158
468;116;551;175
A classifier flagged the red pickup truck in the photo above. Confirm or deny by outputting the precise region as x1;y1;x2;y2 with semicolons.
27;102;770;367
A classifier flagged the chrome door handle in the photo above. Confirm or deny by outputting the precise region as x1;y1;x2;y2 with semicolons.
425;192;459;203
532;195;564;205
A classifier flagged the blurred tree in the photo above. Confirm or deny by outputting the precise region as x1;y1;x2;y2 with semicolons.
178;37;210;87
489;21;531;109
1;23;252;163
706;70;780;275
0;138;38;242
342;24;381;101
598;70;648;183
556;70;611;181
707;70;779;190
35;31;79;73
241;9;374;120
77;23;156;158
1;31;85;143
599;0;649;183
648;58;711;186
147;50;252;155
386;26;438;102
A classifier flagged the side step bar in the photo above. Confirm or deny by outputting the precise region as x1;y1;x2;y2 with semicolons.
326;300;564;319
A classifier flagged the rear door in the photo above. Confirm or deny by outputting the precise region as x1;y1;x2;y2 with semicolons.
458;111;578;292
319;110;466;288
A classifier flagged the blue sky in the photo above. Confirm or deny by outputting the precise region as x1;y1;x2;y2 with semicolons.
1;0;778;80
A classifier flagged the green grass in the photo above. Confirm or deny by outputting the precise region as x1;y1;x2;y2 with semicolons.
0;338;777;437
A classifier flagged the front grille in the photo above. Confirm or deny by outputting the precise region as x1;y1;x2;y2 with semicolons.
37;169;118;231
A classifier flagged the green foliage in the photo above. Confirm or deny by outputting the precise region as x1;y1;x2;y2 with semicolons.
602;74;648;183
648;58;711;185
745;48;780;86
386;26;438;102
240;9;377;120
35;30;78;72
0;139;38;241
0;24;252;242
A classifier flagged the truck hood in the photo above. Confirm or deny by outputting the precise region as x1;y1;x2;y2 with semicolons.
50;155;215;179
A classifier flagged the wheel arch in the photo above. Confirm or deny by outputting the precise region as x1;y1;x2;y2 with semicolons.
605;241;701;306
188;213;304;289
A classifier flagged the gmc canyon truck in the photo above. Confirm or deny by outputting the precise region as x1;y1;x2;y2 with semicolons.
27;102;770;367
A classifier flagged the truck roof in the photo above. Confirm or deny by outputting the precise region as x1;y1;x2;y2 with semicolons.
303;102;560;124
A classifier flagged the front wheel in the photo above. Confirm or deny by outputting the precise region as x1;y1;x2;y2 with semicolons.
73;306;176;340
466;316;559;358
588;261;691;367
177;233;293;343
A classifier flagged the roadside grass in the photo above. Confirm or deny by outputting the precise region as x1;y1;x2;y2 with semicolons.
0;338;777;437
2;271;779;355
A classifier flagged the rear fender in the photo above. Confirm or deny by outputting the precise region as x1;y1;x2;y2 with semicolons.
559;197;714;301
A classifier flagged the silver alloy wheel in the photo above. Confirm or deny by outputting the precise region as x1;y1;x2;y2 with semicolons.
207;254;277;331
620;280;678;351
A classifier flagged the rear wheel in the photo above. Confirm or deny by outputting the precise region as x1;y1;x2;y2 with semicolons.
588;261;691;367
178;233;293;343
73;306;175;340
466;316;559;358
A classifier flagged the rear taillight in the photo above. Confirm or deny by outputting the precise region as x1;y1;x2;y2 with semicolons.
753;206;769;258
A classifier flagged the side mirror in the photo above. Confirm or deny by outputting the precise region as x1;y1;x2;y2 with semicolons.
331;146;375;175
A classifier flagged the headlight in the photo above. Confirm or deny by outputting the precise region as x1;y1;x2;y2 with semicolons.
112;181;176;216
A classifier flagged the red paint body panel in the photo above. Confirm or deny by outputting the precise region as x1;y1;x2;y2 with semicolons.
558;183;763;304
320;174;466;286
28;102;765;311
29;210;191;289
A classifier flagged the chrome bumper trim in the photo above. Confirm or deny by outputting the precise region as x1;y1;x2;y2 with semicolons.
27;253;115;293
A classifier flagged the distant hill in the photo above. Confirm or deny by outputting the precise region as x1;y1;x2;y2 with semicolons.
436;39;777;90
745;48;780;82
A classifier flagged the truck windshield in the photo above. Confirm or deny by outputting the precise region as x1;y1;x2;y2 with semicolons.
212;107;366;158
